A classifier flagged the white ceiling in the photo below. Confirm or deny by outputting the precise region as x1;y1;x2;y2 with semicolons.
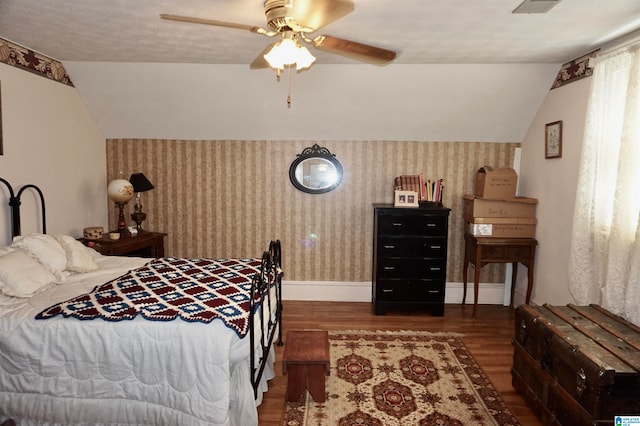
2;0;640;143
1;0;640;66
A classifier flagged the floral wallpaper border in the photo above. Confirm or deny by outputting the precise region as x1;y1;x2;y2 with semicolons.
1;33;596;92
550;49;598;90
0;37;73;86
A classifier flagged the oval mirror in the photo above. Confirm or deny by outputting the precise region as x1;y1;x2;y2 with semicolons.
289;144;343;194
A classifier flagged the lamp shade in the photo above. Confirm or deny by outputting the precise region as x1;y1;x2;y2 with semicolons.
107;179;134;203
129;173;155;193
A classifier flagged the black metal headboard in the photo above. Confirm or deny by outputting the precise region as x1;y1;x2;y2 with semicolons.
0;177;46;238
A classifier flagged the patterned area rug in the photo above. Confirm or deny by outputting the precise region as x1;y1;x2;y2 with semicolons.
281;330;520;426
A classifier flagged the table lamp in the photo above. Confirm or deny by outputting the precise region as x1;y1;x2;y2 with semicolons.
128;172;155;231
107;177;134;236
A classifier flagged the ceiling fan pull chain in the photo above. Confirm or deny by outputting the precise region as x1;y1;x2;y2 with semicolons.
287;66;292;108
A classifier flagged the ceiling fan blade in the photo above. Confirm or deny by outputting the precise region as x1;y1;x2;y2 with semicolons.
290;0;354;32
160;14;269;35
311;35;396;65
250;44;275;69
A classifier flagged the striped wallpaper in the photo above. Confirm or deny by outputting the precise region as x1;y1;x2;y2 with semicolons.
106;139;518;284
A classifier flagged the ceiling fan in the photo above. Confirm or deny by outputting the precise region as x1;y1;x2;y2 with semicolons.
160;0;397;71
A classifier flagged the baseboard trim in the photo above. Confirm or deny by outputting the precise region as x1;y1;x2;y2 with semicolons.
282;280;522;306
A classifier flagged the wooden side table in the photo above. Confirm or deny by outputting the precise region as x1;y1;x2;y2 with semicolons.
283;330;330;402
81;231;167;257
462;233;537;318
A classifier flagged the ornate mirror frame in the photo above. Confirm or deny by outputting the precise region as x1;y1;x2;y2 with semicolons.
289;144;343;194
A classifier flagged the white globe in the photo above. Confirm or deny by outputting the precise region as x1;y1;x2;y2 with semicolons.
107;179;134;203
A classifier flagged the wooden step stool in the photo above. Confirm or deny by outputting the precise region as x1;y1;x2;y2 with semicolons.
282;329;330;402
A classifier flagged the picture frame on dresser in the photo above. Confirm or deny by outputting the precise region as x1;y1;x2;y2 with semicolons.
394;190;419;207
545;120;562;159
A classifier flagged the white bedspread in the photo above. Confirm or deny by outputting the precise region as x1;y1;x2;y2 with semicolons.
0;255;275;425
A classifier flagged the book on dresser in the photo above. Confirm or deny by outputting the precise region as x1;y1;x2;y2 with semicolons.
371;203;450;316
394;174;444;203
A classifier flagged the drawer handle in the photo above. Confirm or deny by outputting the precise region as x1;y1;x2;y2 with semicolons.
392;222;404;226
429;267;441;271
426;223;437;227
430;245;441;249
382;289;394;293
383;245;396;249
384;266;395;270
427;290;440;294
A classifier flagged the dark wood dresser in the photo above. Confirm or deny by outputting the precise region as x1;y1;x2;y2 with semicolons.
372;203;450;316
512;304;640;425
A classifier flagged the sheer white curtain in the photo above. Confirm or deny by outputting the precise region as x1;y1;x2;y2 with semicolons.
569;43;640;325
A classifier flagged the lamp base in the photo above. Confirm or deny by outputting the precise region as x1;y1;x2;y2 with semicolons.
115;202;131;237
131;211;147;232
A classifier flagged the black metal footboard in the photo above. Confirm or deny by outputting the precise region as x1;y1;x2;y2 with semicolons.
249;239;283;398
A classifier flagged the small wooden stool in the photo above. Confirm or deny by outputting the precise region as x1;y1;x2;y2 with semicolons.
282;329;330;402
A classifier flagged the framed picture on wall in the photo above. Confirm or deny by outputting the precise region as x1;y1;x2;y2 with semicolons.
545;120;562;159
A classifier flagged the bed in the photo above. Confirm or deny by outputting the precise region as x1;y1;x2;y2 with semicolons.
0;178;283;425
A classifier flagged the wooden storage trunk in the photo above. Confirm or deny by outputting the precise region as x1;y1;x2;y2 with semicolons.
512;304;640;425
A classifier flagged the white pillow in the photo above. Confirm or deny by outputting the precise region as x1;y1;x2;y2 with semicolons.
55;234;99;273
0;249;57;297
11;233;67;279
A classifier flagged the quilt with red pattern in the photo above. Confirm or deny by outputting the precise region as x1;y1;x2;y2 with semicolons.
36;257;266;337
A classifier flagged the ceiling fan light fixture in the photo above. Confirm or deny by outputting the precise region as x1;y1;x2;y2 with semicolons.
264;32;316;71
293;44;316;70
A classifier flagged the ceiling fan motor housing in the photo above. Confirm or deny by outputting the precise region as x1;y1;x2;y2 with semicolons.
264;0;305;32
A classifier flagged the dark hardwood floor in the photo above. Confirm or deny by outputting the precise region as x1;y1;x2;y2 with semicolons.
257;301;542;425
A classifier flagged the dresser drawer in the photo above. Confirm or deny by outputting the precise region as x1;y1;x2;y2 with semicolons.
378;214;447;236
377;236;447;258
376;279;444;302
377;258;446;279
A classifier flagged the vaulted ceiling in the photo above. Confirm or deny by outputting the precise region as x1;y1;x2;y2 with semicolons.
2;0;639;142
1;0;639;66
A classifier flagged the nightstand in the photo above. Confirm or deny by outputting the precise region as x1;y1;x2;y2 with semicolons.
81;231;167;257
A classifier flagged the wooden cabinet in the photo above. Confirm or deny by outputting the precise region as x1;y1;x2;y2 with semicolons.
372;204;450;316
81;231;167;257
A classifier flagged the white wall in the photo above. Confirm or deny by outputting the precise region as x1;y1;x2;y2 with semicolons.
515;77;592;306
0;64;108;245
3;56;576;305
57;61;561;305
63;62;559;142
